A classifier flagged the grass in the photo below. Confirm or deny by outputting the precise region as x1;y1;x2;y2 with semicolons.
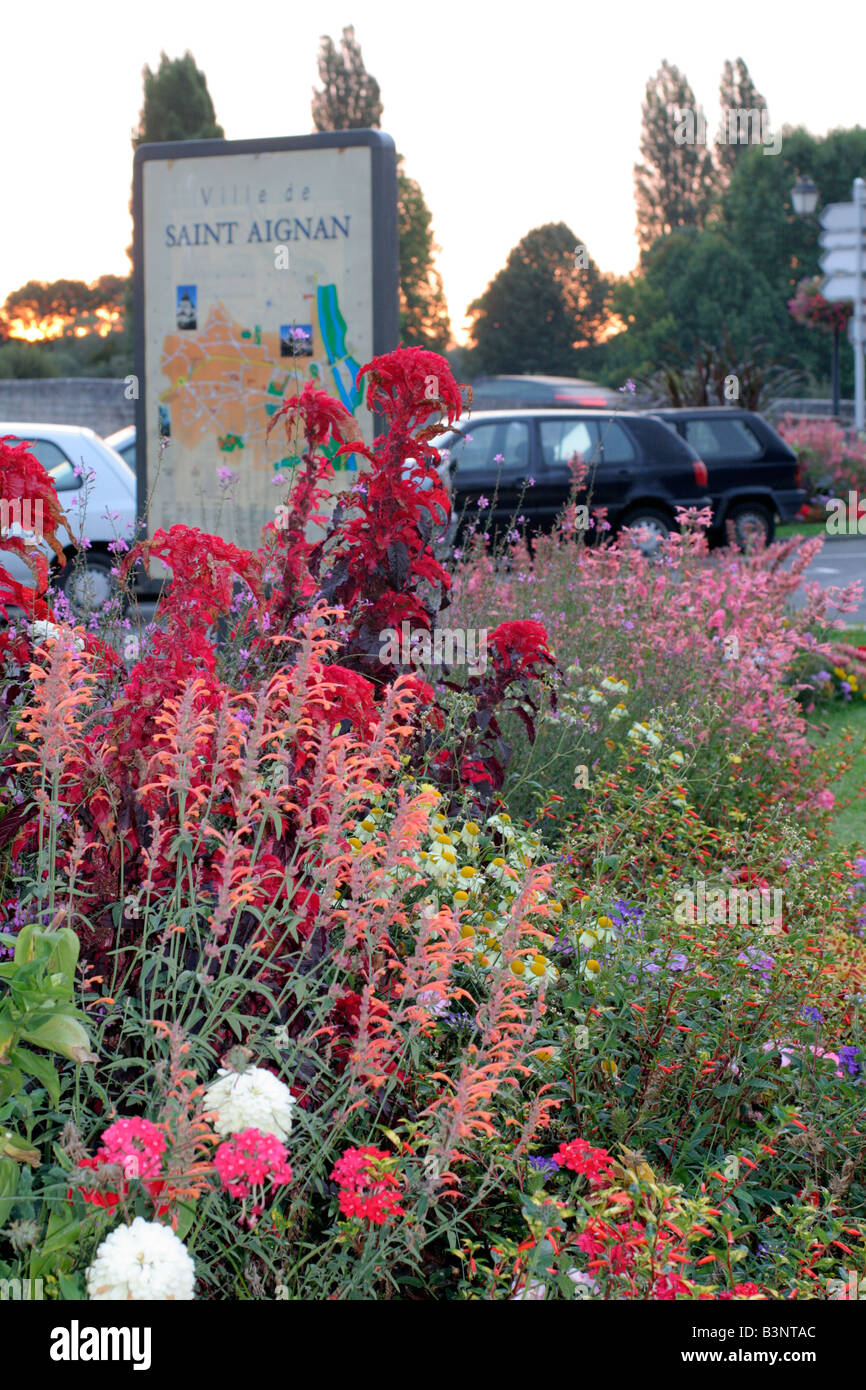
813;698;866;848
776;521;827;540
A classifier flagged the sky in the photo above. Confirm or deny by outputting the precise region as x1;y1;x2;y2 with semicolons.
3;0;864;343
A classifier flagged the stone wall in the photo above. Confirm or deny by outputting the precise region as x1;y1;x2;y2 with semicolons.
0;379;133;437
766;397;856;424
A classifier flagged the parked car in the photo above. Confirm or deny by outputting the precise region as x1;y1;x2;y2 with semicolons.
468;375;623;411
646;408;806;546
0;423;137;616
104;424;137;475
433;408;711;554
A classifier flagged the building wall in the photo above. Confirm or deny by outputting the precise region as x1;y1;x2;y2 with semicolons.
0;379;133;437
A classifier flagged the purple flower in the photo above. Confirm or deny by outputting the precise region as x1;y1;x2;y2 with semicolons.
477;495;490;509
815;670;832;684
619;379;636;394
493;453;505;464
217;466;238;487
839;1045;861;1077
528;1155;560;1177
802;1007;824;1024
668;952;689;972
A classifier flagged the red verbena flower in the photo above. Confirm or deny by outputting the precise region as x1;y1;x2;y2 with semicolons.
331;1145;405;1226
555;1138;616;1188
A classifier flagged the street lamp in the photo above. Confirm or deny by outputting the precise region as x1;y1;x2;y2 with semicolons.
791;176;819;216
791;176;841;414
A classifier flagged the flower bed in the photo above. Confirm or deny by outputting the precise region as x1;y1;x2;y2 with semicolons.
1;351;865;1301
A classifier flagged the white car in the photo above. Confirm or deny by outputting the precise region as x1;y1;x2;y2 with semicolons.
104;424;136;475
0;422;137;616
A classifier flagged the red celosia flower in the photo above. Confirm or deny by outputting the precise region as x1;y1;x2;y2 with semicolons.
555;1138;616;1188
331;1145;405;1226
124;525;261;636
488;620;554;675
267;380;361;451
305;664;379;738
355;347;464;436
0;434;71;579
214;1128;293;1200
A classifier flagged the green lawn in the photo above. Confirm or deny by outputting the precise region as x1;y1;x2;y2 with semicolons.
813;698;866;848
776;520;827;541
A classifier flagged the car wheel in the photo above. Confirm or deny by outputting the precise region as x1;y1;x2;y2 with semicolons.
54;550;123;618
725;504;774;550
620;508;672;556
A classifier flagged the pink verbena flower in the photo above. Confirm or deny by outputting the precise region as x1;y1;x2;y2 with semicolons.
97;1117;167;1180
214;1128;293;1200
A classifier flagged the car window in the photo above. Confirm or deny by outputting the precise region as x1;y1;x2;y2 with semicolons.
473;379;549;404
598;420;636;463
540;419;599;467
14;438;83;490
684;418;763;460
451;420;531;485
117;441;136;471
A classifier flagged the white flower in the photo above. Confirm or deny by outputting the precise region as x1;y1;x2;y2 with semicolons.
510;1268;599;1300
203;1065;296;1139
417;988;449;1016
87;1217;195;1300
29;620;84;652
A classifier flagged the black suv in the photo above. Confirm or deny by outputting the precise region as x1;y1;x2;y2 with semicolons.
647;408;806;546
435;409;711;552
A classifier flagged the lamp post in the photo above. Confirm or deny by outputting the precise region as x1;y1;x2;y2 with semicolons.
791;176;841;416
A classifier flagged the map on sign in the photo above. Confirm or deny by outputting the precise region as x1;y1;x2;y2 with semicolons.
134;133;398;558
158;288;363;477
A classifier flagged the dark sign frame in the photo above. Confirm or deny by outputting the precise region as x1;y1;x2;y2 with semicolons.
131;129;399;574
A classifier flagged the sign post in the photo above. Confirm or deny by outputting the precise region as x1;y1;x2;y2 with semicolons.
132;131;399;565
819;178;866;431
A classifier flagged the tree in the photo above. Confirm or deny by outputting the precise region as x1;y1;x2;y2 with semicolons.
603;229;788;383
634;61;715;253
1;276;127;340
396;166;450;352
715;58;769;179
132;50;224;146
466;223;612;376
720;126;866;390
310;28;450;350
311;25;383;131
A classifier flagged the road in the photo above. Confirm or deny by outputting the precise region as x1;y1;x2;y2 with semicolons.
793;536;866;627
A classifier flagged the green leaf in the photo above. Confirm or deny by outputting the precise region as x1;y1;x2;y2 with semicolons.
0;1066;24;1102
0;1155;19;1222
20;1014;95;1065
8;1046;60;1107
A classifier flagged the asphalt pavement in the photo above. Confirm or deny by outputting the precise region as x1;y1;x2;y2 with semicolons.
793;535;866;627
